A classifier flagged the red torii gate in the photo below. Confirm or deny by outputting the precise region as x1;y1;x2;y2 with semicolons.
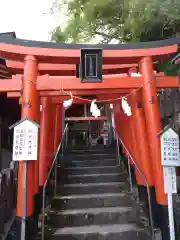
0;35;180;238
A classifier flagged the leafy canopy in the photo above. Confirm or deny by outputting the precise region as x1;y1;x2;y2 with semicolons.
51;0;180;75
52;0;180;43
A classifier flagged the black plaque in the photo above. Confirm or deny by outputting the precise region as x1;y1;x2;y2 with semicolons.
85;54;97;78
80;49;102;82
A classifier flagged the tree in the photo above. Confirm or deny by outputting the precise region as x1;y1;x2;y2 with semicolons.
52;0;180;44
51;0;180;75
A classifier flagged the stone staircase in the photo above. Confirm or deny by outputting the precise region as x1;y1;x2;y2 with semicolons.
44;147;151;239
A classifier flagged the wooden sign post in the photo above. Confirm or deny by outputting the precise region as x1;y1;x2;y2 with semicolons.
160;127;180;240
10;117;39;240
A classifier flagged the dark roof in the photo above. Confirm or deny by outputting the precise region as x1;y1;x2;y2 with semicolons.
0;32;16;38
0;34;180;50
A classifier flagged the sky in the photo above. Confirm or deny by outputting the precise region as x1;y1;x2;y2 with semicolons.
0;0;63;41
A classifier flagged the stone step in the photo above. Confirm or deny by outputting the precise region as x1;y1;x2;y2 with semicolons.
59;172;127;184
64;151;114;154
52;224;151;240
42;150;151;240
47;206;140;228
62;165;121;175
71;149;116;154
63;159;118;168
51;193;133;210
56;182;128;195
70;157;117;162
67;153;117;160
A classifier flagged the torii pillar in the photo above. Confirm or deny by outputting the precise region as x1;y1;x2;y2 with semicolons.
54;104;63;152
115;103;137;185
16;55;40;239
140;57;169;239
39;97;51;203
129;68;154;214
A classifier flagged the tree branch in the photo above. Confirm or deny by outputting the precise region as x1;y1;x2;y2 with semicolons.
94;31;111;38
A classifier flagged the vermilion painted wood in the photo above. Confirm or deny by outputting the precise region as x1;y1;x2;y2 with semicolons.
53;104;62;152
7;89;132;98
7;61;140;75
50;104;56;167
10;67;131;76
140;56;167;205
129;115;143;183
7;94;124;103
40;89;131;96
129;90;154;186
17;55;39;217
1;75;179;92
39;97;51;186
126;68;144;185
116;105;134;166
0;42;177;64
7;60;137;70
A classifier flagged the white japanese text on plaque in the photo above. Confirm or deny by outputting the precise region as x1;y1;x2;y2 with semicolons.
12;119;39;161
160;128;180;167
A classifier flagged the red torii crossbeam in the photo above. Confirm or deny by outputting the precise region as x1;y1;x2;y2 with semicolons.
1;75;179;94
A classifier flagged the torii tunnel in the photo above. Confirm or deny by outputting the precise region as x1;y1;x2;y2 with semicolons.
1;34;180;240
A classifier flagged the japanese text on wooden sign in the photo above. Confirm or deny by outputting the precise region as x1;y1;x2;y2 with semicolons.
12;119;38;161
163;167;177;194
160;127;178;240
160;128;180;167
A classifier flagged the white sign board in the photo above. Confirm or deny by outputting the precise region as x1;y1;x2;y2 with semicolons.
160;128;180;167
12;119;39;161
163;166;177;194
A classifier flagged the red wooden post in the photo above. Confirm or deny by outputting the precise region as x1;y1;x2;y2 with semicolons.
129;89;156;218
118;105;133;156
44;98;54;169
123;110;142;184
140;57;167;204
115;100;142;187
129;90;154;187
16;55;39;238
53;104;63;152
39;97;51;187
113;102;120;136
49;103;56;161
128;115;143;185
140;56;169;237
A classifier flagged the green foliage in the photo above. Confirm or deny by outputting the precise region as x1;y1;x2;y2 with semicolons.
52;0;180;43
51;0;180;75
158;61;178;76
